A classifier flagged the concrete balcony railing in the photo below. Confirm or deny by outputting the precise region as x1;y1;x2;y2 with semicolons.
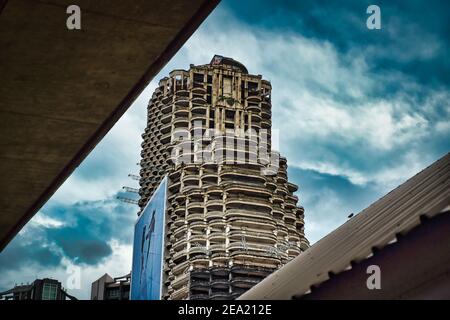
246;94;261;103
247;103;260;112
161;94;172;104
173;249;188;261
186;213;204;223
209;243;226;252
161;103;173;114
191;95;206;104
284;211;296;222
286;181;298;193
205;211;223;220
225;196;272;210
189;220;207;230
191;84;206;93
229;230;277;242
225;209;272;221
227;216;276;231
173;225;187;238
224;183;271;197
208;218;226;228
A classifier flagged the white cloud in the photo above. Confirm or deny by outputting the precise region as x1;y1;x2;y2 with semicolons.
30;213;65;229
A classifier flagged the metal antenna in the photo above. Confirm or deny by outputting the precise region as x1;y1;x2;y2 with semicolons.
117;196;139;205
122;186;139;193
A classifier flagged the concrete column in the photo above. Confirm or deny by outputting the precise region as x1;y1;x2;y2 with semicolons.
221;108;226;132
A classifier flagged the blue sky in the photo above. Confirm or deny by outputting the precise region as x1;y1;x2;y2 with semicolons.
1;0;449;299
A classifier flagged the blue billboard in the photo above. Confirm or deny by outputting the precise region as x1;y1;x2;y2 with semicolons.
130;176;168;300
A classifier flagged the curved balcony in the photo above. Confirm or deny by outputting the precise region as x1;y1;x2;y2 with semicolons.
171;286;188;300
168;181;181;193
191;103;207;115
172;218;185;228
205;186;222;196
284;211;297;224
186;213;204;223
209;218;226;228
161;95;172;104
182;176;199;189
190;280;209;292
261;108;271;119
230;265;274;277
286;182;298;193
296;216;305;227
284;201;297;211
210;292;231;300
189;220;207;230
225;209;272;221
232;254;280;269
171;273;189;290
230;277;261;289
191;95;206;105
191;114;208;124
224;183;271;198
300;239;309;251
206;196;223;207
161;132;171;144
209;243;226;254
276;224;288;236
174;104;189;116
172;260;189;276
205;210;222;221
191;84;206;94
261;119;271;129
275;185;288;197
173;205;185;217
211;280;229;289
247;104;260;113
227;216;276;231
190;293;209;300
229;230;277;243
173;118;189;128
225;196;272;211
220;168;266;184
160;112;172;124
172;238;187;252
265;180;277;190
172;249;187;263
161;103;173;114
246;94;261;103
174;95;189;107
173;225;187;238
169;170;181;181
201;175;218;187
187;200;204;212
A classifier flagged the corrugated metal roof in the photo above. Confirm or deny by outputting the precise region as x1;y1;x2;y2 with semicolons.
239;152;450;300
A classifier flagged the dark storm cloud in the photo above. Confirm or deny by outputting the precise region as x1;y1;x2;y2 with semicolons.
0;195;136;271
0;238;62;272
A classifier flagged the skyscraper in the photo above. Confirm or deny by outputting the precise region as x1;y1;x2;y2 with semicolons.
139;55;308;300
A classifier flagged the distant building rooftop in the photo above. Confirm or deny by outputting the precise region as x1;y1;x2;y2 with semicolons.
0;278;77;300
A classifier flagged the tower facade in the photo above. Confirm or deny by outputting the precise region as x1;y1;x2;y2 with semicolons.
139;55;308;300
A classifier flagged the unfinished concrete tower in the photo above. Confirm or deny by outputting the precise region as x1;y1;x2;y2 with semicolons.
139;55;309;300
